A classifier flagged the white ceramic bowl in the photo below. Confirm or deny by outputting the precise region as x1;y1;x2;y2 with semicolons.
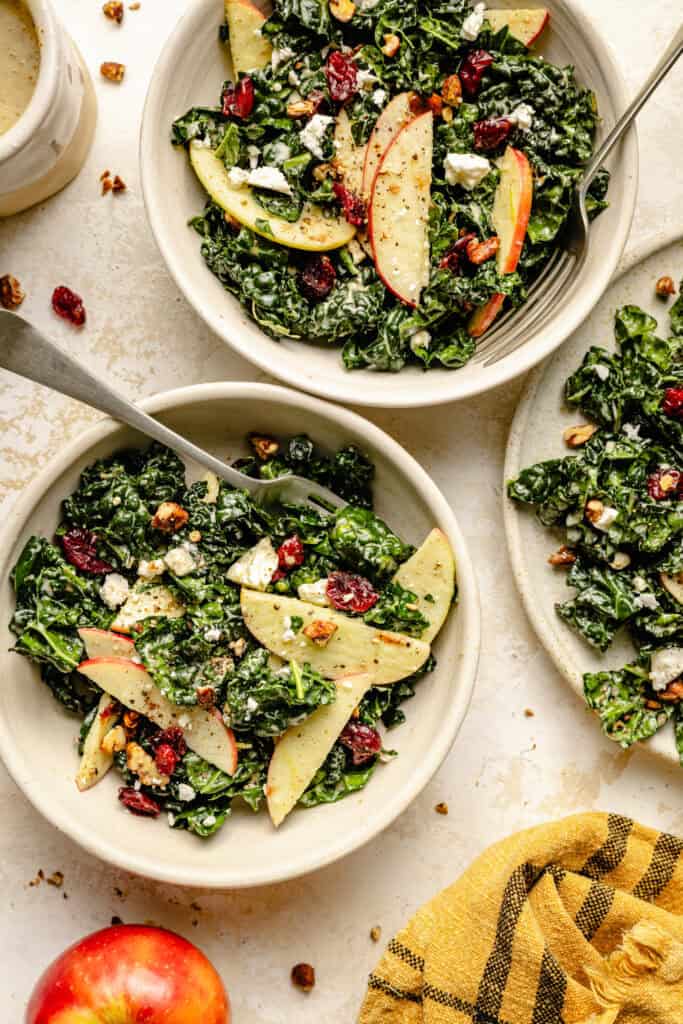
0;383;479;887
140;0;638;408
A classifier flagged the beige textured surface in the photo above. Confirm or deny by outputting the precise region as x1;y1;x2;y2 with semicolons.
1;1;683;1020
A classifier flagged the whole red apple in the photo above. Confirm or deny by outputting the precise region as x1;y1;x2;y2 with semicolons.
26;924;230;1023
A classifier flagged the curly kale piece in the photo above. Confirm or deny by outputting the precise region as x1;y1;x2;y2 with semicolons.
299;742;376;807
364;582;430;636
360;654;436;728
584;664;674;748
330;506;413;581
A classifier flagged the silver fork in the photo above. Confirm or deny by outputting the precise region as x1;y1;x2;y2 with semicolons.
0;311;345;510
472;23;683;368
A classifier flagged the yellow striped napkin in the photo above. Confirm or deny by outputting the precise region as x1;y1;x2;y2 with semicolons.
359;813;683;1023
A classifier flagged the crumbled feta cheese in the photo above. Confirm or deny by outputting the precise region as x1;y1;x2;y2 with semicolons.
507;103;534;131
410;330;431;353
271;45;295;70
565;512;581;527
270;141;293;165
228;164;292;194
228;166;251;187
592;505;618;532
246;696;259;712
247;145;260;169
622;422;641;441
164;544;197;577
177;783;196;802
372;88;387;107
633;575;648;592
137;558;165;580
635;592;659;611
288;69;300;87
282;615;296;642
227;538;279;591
604;441;616;453
347;237;367;264
299;114;334;160
462;2;486;40
100;573;130;610
202;814;217;827
443;152;491;190
112;495;122;506
593;363;610;381
356;68;378;90
650;648;683;691
204;627;222;642
297;578;331;606
167;812;176;826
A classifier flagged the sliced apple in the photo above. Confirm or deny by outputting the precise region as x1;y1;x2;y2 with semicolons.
332;109;366;197
225;0;272;75
393;529;456;644
241;590;431;685
368;111;433;308
468;292;505;338
76;693;120;792
111;584;185;634
190;142;356;251
78;628;137;661
661;572;683;606
492;145;533;275
361;91;414;200
77;658;238;775
267;672;374;826
486;8;549;46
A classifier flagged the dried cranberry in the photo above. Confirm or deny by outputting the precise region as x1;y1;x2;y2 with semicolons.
326;570;378;613
118;787;161;817
99;702;118;720
52;286;86;326
196;686;216;707
300;255;336;302
222;75;254;119
647;468;682;500
662;388;683;419
271;568;287;582
459;49;494;99
439;232;477;274
339;721;382;765
278;535;305;570
473;116;513;151
61;528;113;574
154;743;179;776
325;51;357;104
332;182;366;226
151;726;187;757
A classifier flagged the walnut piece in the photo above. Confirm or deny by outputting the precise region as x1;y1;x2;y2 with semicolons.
467;236;499;265
126;742;170;787
381;33;401;57
659;681;683;703
0;274;25;310
548;546;576;567
291;963;315;992
330;0;355;21
303;619;338;646
151;501;189;533
249;434;279;460
100;61;126;82
585;499;605;525
229;637;248;659
103;1;124;22
101;725;127;754
563;423;597;448
286;99;317;118
656;275;676;299
442;74;463;107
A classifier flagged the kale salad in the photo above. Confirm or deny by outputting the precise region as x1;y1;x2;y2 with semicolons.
10;433;455;836
508;281;683;761
172;0;608;372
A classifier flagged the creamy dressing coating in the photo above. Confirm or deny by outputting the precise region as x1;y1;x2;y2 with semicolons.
0;0;40;136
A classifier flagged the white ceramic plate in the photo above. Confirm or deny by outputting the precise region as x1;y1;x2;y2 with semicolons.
140;0;638;409
0;383;480;887
505;231;683;765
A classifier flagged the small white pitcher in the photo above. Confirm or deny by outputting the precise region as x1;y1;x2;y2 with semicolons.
0;0;96;217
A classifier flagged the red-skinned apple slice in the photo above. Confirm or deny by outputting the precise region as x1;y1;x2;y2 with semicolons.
486;8;549;46
361;91;414;199
368;110;433;307
77;658;238;775
225;0;272;75
76;692;121;792
267;673;373;826
469;146;533;336
78;627;136;660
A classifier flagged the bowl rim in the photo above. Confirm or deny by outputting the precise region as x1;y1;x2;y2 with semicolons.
0;381;481;888
139;0;639;409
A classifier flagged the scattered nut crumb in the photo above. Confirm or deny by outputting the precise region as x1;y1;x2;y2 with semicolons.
101;171;127;195
129;1;140;8
656;275;676;299
291;963;315;992
28;869;45;887
249;434;279;460
190;900;202;912
151;501;189;533
189;530;202;543
103;1;124;23
100;61;126;82
370;926;382;942
111;915;124;925
113;886;126;899
524;708;535;718
47;871;64;888
434;802;448;815
0;273;25;309
548;545;576;568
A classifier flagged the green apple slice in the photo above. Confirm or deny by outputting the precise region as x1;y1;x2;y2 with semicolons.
77;657;238;775
78;627;137;660
76;692;120;792
661;572;683;605
190;143;356;251
240;590;430;684
393;529;456;643
225;0;272;75
266;672;374;826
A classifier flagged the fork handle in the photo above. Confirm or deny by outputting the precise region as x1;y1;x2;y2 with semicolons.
0;310;259;492
581;23;683;194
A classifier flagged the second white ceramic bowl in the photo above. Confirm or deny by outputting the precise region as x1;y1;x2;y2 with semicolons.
140;0;638;408
0;383;480;887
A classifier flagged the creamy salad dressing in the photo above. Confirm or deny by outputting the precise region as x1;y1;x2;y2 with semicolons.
0;0;40;136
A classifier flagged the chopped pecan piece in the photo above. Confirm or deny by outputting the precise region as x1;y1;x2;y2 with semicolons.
427;93;443;117
291;963;315;992
313;162;335;181
303;619;338;646
563;423;597;447
441;74;463;107
112;174;126;193
656;276;676;299
330;0;355;21
122;709;140;735
151;501;189;533
103;1;124;22
659;681;683;703
100;61;125;82
126;741;170;787
548;546;576;567
466;236;499;265
287;99;317;118
370;926;382;942
381;33;401;57
0;274;25;309
249;434;279;460
442;105;454;123
229;637;248;659
434;802;449;815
